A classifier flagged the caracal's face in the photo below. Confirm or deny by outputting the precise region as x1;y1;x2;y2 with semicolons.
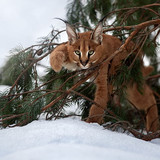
67;32;102;69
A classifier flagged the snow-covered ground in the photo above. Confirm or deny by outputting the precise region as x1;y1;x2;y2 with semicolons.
0;117;160;160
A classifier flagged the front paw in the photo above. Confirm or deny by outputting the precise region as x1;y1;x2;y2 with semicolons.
86;116;103;124
86;105;104;124
50;51;65;72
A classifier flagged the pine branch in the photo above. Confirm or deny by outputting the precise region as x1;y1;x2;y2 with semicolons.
102;3;160;21
1;3;159;139
42;68;98;111
104;121;160;141
147;74;160;80
0;113;25;123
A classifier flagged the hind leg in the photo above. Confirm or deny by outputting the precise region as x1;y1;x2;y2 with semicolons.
126;83;159;132
146;104;159;132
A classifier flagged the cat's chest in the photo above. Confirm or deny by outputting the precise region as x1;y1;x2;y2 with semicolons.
63;62;79;71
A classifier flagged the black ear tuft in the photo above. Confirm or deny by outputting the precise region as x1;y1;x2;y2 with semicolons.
90;20;103;44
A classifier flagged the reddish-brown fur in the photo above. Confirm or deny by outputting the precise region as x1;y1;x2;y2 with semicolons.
50;22;159;132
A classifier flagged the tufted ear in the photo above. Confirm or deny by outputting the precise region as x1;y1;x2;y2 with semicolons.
90;21;103;44
66;23;78;44
55;18;78;44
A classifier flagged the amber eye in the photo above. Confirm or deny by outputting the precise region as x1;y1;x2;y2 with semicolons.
74;50;81;56
88;50;94;56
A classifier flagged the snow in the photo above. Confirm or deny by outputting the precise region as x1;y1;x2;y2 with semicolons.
0;118;160;160
0;85;10;93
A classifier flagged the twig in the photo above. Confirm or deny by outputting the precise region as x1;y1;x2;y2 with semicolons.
0;113;25;122
127;128;160;141
8;51;51;95
102;3;160;22
70;90;117;118
147;74;160;80
42;69;97;111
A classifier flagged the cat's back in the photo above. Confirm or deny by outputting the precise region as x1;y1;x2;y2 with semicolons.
102;34;122;49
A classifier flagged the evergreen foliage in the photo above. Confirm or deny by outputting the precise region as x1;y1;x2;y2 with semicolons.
0;0;159;137
66;0;160;128
0;30;59;127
